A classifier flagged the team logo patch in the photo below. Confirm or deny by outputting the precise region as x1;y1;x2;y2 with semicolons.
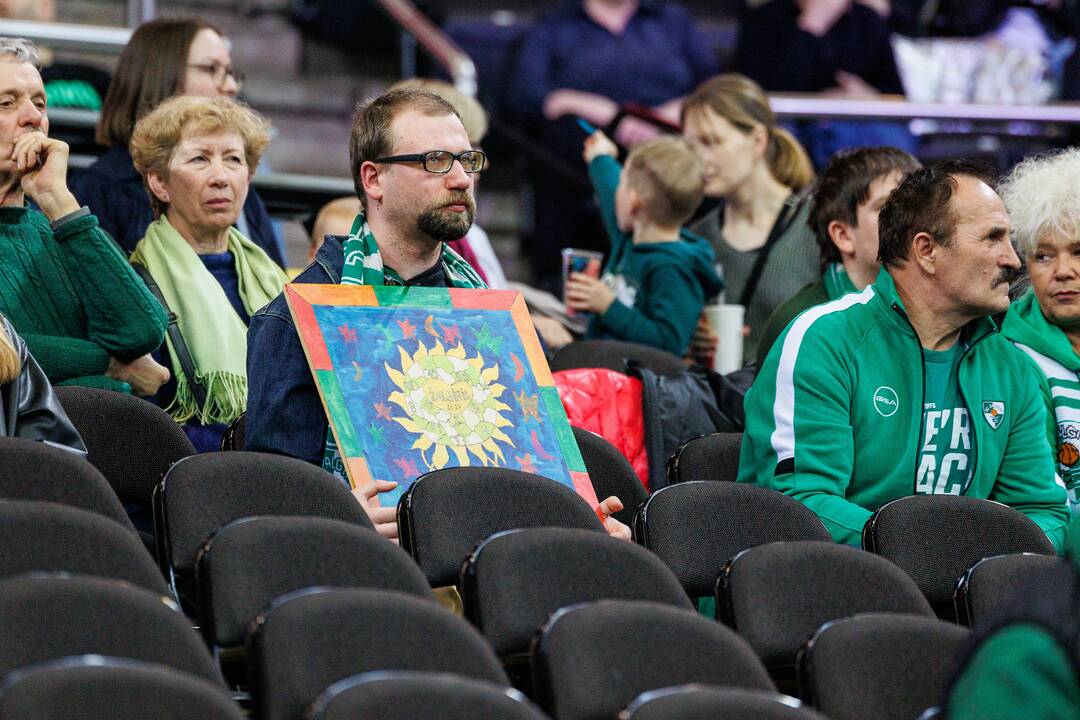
873;386;899;417
982;401;1005;430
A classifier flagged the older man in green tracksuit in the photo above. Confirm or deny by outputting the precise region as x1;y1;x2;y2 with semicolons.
738;159;1069;551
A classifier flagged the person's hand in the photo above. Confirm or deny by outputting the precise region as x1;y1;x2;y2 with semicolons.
12;131;79;221
105;354;170;397
531;314;575;350
542;89;618;125
687;312;717;367
352;478;399;542
582;130;619;164
565;273;615;315
598;495;631;541
614;116;662;148
796;0;852;36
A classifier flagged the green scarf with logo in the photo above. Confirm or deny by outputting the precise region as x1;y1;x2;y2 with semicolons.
323;211;487;479
130;216;288;425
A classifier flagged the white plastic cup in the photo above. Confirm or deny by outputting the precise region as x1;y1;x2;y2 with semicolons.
704;304;745;375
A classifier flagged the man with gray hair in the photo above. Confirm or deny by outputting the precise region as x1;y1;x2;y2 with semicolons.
0;38;168;395
999;147;1080;510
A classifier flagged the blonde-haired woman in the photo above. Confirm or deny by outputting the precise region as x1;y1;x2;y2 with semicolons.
129;95;288;451
0;316;86;455
682;73;820;365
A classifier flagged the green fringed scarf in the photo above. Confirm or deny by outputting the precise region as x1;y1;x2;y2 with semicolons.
322;211;487;479
130;216;288;425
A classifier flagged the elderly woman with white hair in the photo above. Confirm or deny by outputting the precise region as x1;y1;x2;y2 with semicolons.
999;147;1080;510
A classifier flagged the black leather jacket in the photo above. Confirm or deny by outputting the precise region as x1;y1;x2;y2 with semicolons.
0;317;86;457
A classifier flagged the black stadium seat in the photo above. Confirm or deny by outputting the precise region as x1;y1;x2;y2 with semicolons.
309;671;547;720
621;686;829;720
549;339;686;376
397;468;606;588
0;657;244;720
666;432;743;484
863;495;1056;618
532;600;774;720
634;482;830;602
248;588;508;720
953;552;1062;626
572;426;646;527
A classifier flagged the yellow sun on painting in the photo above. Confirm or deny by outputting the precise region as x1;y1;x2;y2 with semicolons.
386;338;515;470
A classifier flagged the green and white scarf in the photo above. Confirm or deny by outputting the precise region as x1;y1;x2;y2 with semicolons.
323;212;487;478
130;216;288;425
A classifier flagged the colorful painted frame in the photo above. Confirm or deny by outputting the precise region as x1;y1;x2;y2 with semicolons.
286;284;597;508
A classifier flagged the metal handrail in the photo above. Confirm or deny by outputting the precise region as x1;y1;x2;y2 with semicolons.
372;0;476;97
769;94;1080;123
0;19;131;52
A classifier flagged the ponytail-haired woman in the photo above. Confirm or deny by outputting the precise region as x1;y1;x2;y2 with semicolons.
0;315;86;455
682;73;820;364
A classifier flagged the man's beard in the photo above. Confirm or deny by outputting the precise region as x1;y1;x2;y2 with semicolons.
417;193;476;242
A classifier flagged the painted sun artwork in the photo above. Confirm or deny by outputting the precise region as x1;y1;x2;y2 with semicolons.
285;284;597;509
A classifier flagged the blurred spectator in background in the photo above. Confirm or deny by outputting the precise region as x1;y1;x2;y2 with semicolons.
0;0;111;110
72;19;285;266
681;74;819;365
737;0;917;168
129;96;287;452
506;0;720;293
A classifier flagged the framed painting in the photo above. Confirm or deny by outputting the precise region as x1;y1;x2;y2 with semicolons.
285;284;597;508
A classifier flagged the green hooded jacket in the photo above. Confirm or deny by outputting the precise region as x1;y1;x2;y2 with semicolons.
738;269;1070;550
1002;289;1080;509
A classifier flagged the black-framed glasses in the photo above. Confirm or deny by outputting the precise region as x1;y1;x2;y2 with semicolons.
372;149;487;174
187;62;245;89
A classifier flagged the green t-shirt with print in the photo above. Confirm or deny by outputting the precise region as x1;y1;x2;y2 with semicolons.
916;342;973;496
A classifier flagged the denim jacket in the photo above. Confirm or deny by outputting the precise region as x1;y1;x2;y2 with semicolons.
245;236;344;463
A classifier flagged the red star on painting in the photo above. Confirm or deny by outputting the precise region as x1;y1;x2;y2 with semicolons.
439;322;462;345
515;453;538;474
397;318;417;339
374;402;393;421
393;457;420;477
338;324;357;343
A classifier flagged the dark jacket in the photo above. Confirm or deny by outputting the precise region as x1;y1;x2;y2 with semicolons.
245;236;345;464
0;317;87;457
70;146;285;267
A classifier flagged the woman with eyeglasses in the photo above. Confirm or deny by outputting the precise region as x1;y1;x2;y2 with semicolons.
71;19;285;267
128;95;288;452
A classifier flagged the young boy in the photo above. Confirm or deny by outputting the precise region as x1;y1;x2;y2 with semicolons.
566;132;723;356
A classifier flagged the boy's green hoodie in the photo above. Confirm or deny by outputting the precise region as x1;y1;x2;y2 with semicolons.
1002;289;1080;508
738;269;1069;551
586;155;724;357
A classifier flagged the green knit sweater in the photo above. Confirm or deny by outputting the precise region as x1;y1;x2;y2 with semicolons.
0;206;167;392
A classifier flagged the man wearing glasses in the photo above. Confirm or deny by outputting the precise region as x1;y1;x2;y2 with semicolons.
245;88;490;537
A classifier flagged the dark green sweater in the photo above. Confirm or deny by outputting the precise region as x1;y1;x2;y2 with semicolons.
0;206;167;392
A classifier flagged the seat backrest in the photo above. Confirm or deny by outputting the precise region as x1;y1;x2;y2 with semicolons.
0;501;167;595
55;386;196;506
666;432;743;484
0;575;223;686
533;600;773;720
220;412;246;451
197;515;434;648
248;587;508;720
863;495;1055;615
0;437;135;534
398;468;605;587
571;426;646;527
622;686;829;720
953;552;1062;626
155;451;371;607
0;657;243;720
549;339;686;376
718;541;934;671
634;482;830;599
461;527;692;658
310;671;547;720
798;614;970;720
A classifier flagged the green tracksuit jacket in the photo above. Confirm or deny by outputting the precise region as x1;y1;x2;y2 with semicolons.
738;268;1070;551
1002;289;1080;510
